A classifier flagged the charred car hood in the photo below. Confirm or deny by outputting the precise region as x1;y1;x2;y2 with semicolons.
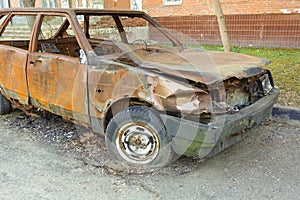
118;47;268;85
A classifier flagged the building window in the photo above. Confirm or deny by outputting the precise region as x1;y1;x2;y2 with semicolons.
163;0;182;6
42;0;57;7
61;0;69;8
90;0;104;8
0;0;10;8
131;0;142;11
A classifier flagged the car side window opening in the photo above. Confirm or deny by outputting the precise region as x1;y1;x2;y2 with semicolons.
82;15;122;56
36;15;81;58
0;14;37;50
88;15;121;42
118;16;172;46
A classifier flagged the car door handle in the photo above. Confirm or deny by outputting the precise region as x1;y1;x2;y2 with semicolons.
29;59;42;66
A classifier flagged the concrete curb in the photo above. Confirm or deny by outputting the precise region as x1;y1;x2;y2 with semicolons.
272;105;300;121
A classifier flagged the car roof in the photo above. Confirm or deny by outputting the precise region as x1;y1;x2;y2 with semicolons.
0;8;145;16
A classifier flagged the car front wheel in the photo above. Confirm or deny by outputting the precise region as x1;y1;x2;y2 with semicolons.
105;106;174;168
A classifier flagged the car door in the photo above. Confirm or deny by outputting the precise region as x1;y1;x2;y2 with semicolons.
27;14;89;124
0;14;37;104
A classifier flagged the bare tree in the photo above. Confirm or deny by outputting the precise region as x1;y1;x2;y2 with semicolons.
21;0;36;7
214;0;231;52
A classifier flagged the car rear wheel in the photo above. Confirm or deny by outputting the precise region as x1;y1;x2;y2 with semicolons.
0;92;11;115
105;106;174;168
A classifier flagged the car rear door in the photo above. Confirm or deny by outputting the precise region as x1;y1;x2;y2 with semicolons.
0;13;37;104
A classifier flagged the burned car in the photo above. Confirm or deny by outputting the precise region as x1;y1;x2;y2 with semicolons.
0;8;279;168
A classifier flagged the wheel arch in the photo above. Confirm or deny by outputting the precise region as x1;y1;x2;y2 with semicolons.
103;97;160;132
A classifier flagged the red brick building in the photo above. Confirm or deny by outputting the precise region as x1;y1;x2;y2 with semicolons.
3;0;299;16
144;0;300;16
1;0;141;10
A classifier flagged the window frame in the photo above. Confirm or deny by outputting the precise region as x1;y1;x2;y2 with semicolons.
0;14;37;40
0;0;10;8
33;13;83;58
0;13;38;51
163;0;182;6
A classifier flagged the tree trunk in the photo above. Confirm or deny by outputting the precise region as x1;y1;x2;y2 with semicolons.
214;0;231;52
21;0;35;7
68;0;73;8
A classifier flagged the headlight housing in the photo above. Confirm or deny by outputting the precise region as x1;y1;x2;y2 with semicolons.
166;91;212;114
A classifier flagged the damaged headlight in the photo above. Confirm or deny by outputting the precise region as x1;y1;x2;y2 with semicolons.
260;73;273;95
166;91;212;114
175;93;201;112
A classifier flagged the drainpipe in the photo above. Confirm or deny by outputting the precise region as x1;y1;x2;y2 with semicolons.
83;0;87;8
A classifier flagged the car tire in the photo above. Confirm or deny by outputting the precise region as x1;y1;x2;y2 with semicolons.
105;106;174;169
0;92;11;115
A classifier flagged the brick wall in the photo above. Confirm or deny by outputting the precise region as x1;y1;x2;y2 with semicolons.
104;0;130;9
10;0;19;7
9;0;299;15
144;0;300;48
144;0;300;17
153;13;300;48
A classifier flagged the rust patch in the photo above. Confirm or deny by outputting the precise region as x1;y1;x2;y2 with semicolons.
0;46;29;104
27;53;88;123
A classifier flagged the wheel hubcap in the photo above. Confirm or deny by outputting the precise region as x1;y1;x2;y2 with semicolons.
115;123;160;164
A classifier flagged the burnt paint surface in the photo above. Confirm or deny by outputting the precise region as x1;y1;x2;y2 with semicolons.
88;62;166;119
87;59;213;132
27;53;89;124
124;48;268;85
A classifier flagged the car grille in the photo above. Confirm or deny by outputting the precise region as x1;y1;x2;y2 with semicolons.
225;73;273;111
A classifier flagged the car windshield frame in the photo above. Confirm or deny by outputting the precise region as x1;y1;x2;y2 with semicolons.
74;11;185;52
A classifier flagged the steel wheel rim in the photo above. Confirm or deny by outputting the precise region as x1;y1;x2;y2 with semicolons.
115;122;160;164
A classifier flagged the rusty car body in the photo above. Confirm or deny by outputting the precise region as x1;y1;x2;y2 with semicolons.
0;8;279;168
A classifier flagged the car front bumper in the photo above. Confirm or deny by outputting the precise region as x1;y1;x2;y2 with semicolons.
160;88;280;158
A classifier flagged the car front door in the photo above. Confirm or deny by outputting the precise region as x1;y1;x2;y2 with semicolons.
27;14;89;124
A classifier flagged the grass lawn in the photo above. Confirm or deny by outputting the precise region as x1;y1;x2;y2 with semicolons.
201;46;300;107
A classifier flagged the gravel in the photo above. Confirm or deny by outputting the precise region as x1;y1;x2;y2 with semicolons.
0;109;299;199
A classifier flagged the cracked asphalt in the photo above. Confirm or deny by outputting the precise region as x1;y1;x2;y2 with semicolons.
0;110;299;199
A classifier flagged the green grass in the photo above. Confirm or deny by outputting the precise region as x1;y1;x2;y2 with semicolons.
201;46;300;107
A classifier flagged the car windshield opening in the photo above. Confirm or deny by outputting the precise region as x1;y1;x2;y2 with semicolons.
76;14;181;57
